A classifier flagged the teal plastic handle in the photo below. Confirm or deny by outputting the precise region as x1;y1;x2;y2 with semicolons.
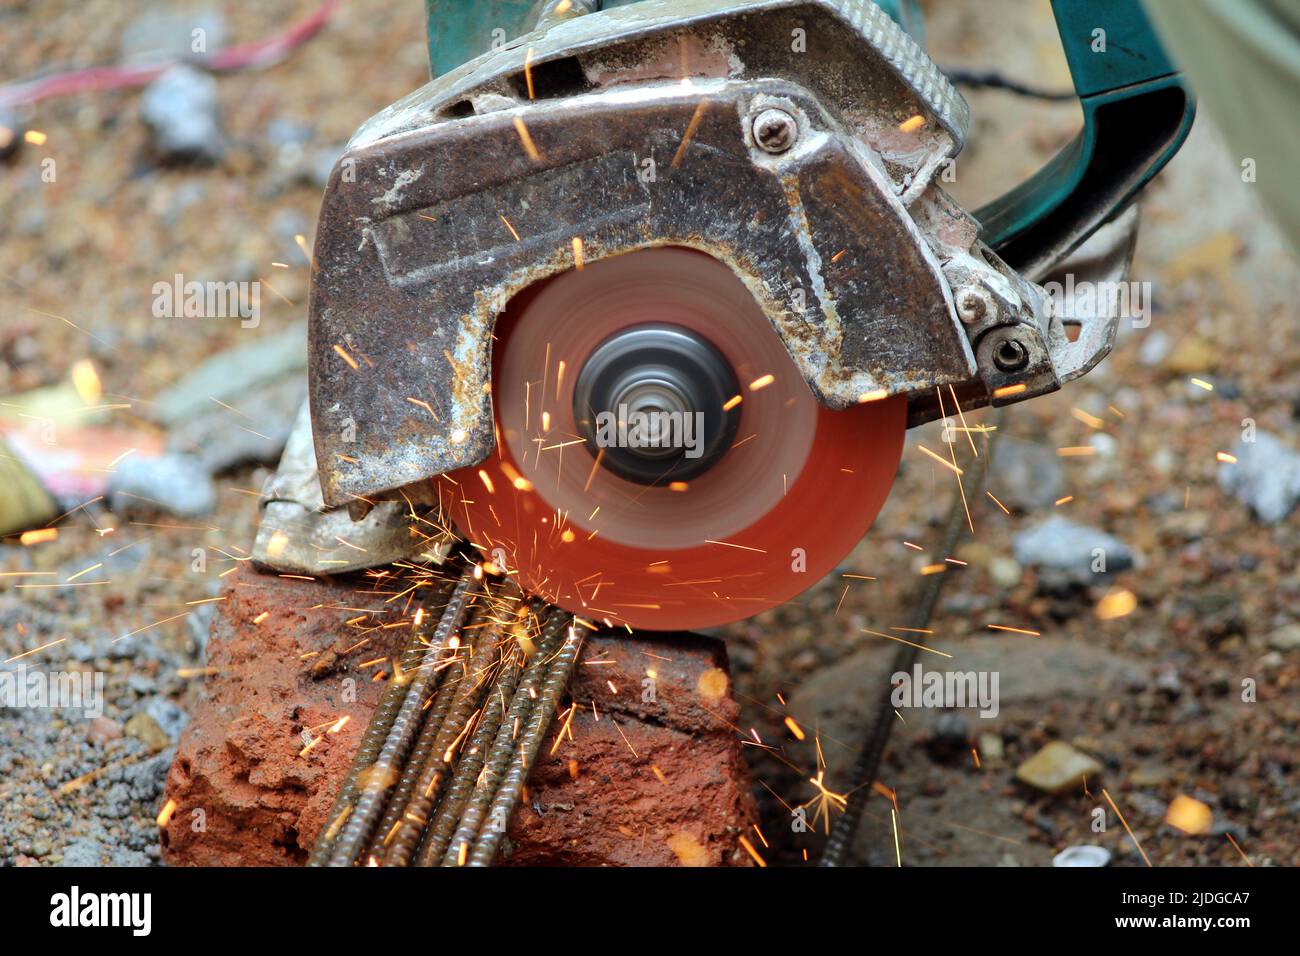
975;0;1195;275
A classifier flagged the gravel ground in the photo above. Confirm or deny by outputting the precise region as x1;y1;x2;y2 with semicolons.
1;0;1296;867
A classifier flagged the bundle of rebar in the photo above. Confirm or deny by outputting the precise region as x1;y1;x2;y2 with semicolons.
308;565;584;867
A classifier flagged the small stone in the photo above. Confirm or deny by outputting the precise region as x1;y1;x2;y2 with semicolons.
141;64;225;163
142;697;189;742
1267;624;1300;651
86;716;124;747
978;732;1004;762
1217;431;1300;524
1163;335;1217;374
988;557;1022;589
989;438;1064;511
1053;845;1111;867
1015;741;1103;795
1012;516;1134;587
124;712;171;753
109;452;216;517
1137;330;1172;366
58;838;105;867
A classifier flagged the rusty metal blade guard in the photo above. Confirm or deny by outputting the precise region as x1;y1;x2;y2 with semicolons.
307;0;1123;511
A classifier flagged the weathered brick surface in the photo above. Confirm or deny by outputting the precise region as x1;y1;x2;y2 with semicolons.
161;566;755;866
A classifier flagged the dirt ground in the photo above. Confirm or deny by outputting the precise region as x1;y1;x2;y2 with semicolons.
1;0;1296;867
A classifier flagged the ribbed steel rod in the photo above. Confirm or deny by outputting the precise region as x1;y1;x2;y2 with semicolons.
416;602;534;864
364;628;467;863
467;614;583;866
307;577;455;866
820;415;1000;867
326;569;481;866
437;609;570;866
383;595;514;866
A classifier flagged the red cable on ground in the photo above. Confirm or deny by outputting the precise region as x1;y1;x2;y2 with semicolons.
0;0;341;109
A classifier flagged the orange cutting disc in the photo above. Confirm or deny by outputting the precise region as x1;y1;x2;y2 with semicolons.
444;247;906;630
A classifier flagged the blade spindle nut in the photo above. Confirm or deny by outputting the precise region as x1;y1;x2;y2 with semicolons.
752;108;798;153
992;338;1030;372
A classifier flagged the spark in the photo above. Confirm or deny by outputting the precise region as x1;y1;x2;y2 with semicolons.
1225;832;1253;866
783;716;806;740
857;388;888;403
513;115;540;160
898;114;925;132
704;539;766;553
917;444;963;475
523;46;536;99
949;384;978;457
748;374;775;391
1055;495;1074;506
252;611;270;625
861;628;952;657
612;718;639;758
4;638;66;663
1071;408;1106;429
919;563;946;575
156;799;178;828
1095;587;1137;620
891;807;903;865
24;129;47;145
65;562;103;582
1057;446;1095;457
406;397;436;417
106;448;136;468
70;359;102;404
333;343;359;370
804;770;848;833
571;236;584;269
992;383;1026;398
722;394;742;411
738;834;767;867
499;214;521;241
985;491;1010;514
478;470;496;494
986;624;1039;636
935;386;973;533
112;611;191;643
19;528;58;546
294;234;315;270
176;667;217;678
1102;788;1152;867
671;100;709;168
1216;451;1237;464
1190;377;1214;391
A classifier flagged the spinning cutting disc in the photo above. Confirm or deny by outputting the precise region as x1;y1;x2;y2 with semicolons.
445;247;905;630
